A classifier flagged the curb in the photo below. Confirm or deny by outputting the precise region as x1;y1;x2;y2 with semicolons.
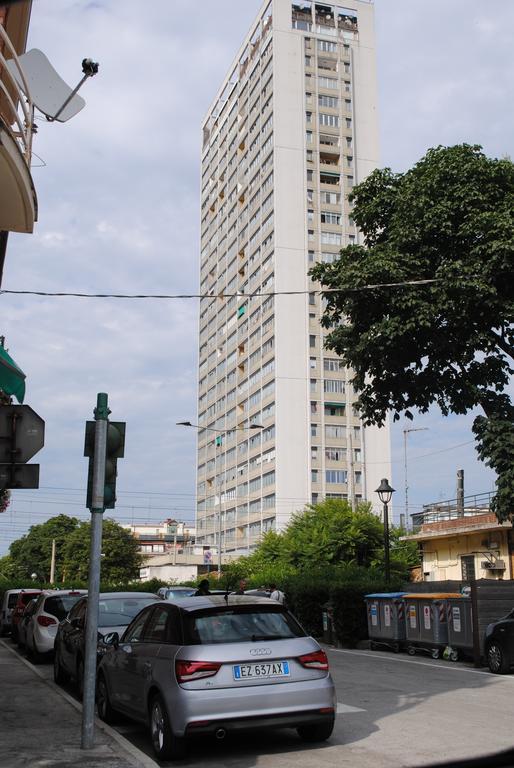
0;639;159;768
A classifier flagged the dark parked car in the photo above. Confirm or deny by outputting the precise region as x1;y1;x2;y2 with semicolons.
484;608;514;674
10;590;42;643
53;591;159;696
96;595;336;761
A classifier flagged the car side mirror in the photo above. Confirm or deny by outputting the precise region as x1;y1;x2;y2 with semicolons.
102;631;119;649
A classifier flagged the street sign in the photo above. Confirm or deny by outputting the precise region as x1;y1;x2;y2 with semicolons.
0;405;45;463
0;463;39;489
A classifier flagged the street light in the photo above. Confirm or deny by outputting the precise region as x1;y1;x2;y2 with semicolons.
376;478;395;584
177;420;263;576
403;427;428;528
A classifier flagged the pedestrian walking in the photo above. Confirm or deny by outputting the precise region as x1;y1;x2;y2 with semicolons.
194;579;211;596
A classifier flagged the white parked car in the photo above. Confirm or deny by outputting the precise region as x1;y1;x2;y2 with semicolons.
25;589;87;661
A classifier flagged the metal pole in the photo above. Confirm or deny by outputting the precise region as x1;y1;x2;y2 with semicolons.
383;501;390;584
49;539;56;584
217;439;222;578
0;231;8;289
403;428;408;524
81;392;109;750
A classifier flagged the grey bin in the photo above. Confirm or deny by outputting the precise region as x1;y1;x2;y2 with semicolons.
403;593;462;659
364;593;407;652
446;597;473;658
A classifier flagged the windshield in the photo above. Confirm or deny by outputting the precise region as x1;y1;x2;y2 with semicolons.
98;597;156;627
185;607;305;645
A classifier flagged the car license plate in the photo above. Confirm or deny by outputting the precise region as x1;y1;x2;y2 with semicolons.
233;660;290;680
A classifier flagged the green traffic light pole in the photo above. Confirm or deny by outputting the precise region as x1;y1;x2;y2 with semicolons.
81;392;109;750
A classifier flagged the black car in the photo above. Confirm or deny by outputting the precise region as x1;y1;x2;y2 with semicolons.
53;591;159;696
484;608;514;674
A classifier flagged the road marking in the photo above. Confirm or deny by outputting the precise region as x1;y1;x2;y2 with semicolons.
337;702;365;714
327;647;514;679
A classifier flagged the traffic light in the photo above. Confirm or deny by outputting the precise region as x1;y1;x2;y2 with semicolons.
84;420;125;510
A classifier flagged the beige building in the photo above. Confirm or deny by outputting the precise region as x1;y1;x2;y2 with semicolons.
123;519;195;557
196;0;390;555
403;496;514;581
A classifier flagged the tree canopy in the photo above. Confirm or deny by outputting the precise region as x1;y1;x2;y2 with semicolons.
222;499;418;585
8;514;142;584
310;145;514;521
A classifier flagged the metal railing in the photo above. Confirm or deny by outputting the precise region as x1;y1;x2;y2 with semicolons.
411;492;495;531
0;23;33;165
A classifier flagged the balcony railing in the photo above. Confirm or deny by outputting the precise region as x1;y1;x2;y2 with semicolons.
0;22;33;165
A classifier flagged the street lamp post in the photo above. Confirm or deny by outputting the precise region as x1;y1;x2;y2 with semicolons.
403;427;428;528
376;478;395;584
177;421;262;578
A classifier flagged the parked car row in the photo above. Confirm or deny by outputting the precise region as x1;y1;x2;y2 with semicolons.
1;585;336;761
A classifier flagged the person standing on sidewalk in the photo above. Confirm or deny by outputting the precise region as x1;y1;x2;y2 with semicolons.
269;583;285;604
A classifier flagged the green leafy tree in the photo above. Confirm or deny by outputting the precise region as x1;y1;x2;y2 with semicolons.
281;499;382;569
9;514;80;582
62;518;143;583
310;145;514;521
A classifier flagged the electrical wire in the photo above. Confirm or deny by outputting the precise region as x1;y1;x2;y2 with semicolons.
0;279;439;301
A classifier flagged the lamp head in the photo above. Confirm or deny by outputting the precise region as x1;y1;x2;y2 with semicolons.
376;478;395;505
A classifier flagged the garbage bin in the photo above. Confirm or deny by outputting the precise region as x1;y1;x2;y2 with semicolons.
403;593;461;659
364;593;407;652
322;602;335;645
446;597;473;660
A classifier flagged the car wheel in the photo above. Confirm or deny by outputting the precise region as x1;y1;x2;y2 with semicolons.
97;674;117;724
53;647;69;685
487;641;510;674
76;659;84;700
297;716;335;743
150;694;187;761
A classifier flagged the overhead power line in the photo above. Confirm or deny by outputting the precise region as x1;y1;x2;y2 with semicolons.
0;279;439;301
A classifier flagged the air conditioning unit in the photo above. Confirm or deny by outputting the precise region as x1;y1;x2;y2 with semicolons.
481;561;494;569
481;560;506;570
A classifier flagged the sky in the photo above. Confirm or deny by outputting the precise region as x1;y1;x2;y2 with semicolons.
1;0;513;554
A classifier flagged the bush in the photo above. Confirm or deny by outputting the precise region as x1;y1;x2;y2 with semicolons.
331;576;404;647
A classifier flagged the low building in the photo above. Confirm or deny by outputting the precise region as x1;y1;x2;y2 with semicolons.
402;493;514;581
123;519;195;557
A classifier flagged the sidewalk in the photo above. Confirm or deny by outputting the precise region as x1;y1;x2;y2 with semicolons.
0;640;157;768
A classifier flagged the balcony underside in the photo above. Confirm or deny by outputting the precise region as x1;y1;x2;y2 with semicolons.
0;119;37;233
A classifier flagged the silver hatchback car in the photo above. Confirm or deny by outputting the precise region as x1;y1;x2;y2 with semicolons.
97;595;336;760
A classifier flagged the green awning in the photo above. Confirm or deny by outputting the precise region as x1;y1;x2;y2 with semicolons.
0;345;26;403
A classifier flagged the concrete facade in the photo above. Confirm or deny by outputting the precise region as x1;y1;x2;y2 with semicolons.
196;0;390;555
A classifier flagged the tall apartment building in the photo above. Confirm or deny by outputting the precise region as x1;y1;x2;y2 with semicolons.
196;0;391;555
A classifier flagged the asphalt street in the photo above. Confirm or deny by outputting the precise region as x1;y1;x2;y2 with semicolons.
4;640;514;768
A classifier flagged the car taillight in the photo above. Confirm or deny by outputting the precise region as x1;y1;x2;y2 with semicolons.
37;615;57;627
298;650;329;671
175;660;221;683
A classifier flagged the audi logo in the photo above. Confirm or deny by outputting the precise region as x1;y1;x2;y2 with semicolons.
249;648;272;656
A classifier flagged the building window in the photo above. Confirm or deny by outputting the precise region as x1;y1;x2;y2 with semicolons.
319;112;339;127
319;94;339;109
309;334;316;348
311;469;319;483
324;379;345;393
461;555;475;582
321;211;342;225
326;470;347;484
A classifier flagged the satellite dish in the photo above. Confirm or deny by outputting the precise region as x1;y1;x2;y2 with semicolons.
6;49;98;123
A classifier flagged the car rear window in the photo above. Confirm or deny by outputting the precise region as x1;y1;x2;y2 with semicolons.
44;595;84;621
166;589;194;599
19;593;39;606
98;597;157;627
8;594;19;608
185;606;306;645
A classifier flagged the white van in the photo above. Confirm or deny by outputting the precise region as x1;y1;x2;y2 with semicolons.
0;589;23;636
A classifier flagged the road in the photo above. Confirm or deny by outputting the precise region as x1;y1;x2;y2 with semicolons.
8;642;514;767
